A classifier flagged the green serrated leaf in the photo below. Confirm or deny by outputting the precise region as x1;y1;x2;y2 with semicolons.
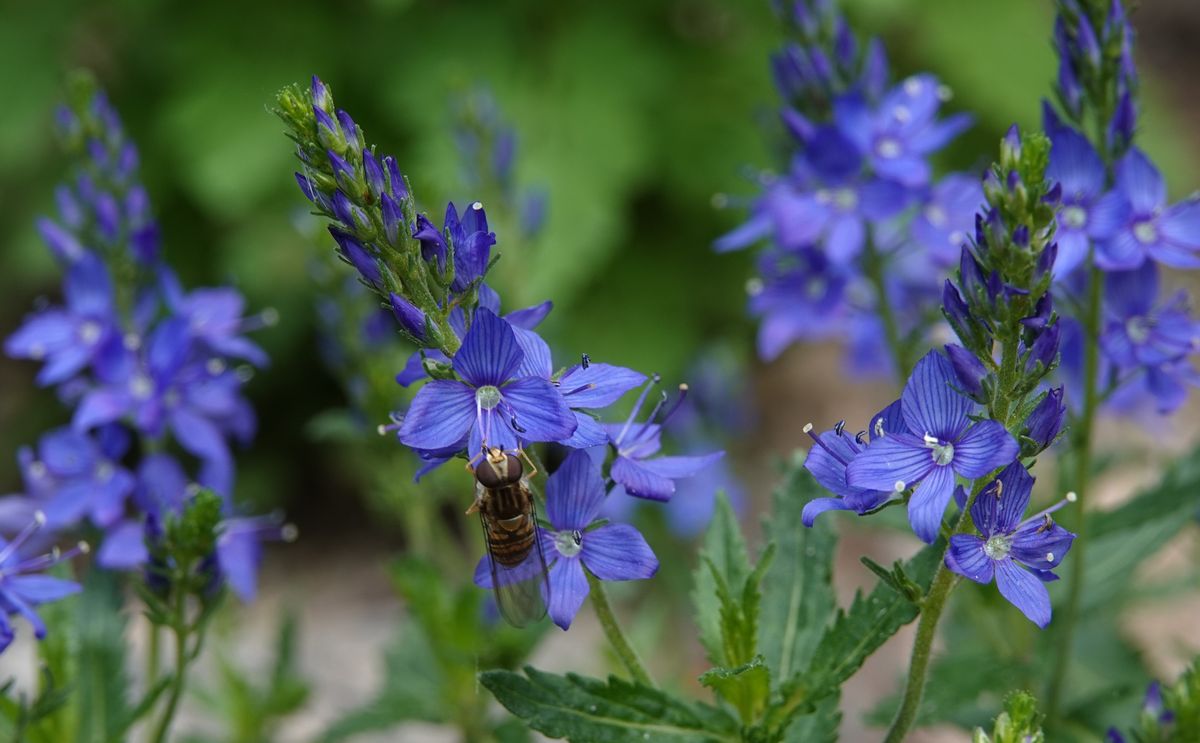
766;542;942;733
782;693;841;743
699;656;771;725
693;493;752;667
481;667;739;742
758;463;838;689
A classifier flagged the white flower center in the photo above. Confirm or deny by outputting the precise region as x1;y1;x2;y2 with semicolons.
1061;205;1087;230
832;187;858;211
78;320;102;344
1133;219;1158;245
475;385;502;410
924;204;947;227
876;137;902;159
1126;316;1152;344
983;534;1013;560
130;373;154;400
554;529;583;558
923;433;955;466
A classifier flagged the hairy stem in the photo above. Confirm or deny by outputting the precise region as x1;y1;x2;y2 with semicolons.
1046;260;1102;717
586;571;653;687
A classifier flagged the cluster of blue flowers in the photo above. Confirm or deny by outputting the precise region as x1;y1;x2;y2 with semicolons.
280;76;722;629
804;125;1076;627
0;86;287;650
715;0;981;372
1046;0;1200;416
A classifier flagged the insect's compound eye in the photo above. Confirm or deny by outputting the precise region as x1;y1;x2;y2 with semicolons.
504;454;523;483
475;461;505;489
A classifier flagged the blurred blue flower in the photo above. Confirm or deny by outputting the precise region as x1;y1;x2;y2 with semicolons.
1093;149;1200;270
944;463;1075;627
910;174;985;268
216;515;297;602
17;426;135;532
0;514;84;653
5;253;119;387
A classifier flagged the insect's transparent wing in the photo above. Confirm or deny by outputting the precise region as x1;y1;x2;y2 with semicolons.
480;512;549;628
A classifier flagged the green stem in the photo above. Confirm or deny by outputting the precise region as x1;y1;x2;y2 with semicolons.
586;571;653;687
150;594;190;743
882;489;982;743
146;623;160;688
863;235;911;383
1046;261;1102;718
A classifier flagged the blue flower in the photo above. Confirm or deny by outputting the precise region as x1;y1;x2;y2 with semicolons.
413;201;496;294
398;308;576;454
17;426;135;531
748;246;850;361
847;350;1020;543
1044;122;1126;276
834;75;972;189
802;400;906;525
1099;262;1200;413
1093;149;1200;270
161;270;271;367
944;463;1076;627
0;514;84;653
605;380;723;501
473;450;657;631
216;516;297;602
73;317;255;497
910;174;984;267
5;253;119;386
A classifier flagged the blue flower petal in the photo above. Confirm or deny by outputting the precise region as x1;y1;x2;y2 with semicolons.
453;308;524;387
902;351;975;440
581;524;658;581
398;380;476;451
546;450;606;531
907;464;956;544
96;520;149;569
1160;197;1200;248
1047;125;1105;200
801;497;853;527
1011;520;1075;572
560;412;608;449
846;433;935;491
1097;230;1145;270
1116;148;1165;214
994;558;1052;627
546;557;588;630
500;376;577;443
505;301;553;330
73;389;132;432
945;534;993;584
639;451;724;479
512;326;553;379
611;455;674;501
952;420;1019;478
559;363;647;409
5;575;81;604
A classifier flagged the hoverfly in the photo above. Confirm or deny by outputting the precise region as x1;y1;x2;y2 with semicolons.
468;447;549;627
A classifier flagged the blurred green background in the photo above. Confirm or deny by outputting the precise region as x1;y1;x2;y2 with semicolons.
1;0;1197;537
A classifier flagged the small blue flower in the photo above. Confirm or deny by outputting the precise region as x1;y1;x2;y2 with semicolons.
605;380;723;501
847;350;1020;543
398;308;576;454
161;270;271;367
1024;386;1066;452
1044;123;1126;276
0;514;84;653
910;173;984;267
18;426;135;531
944;463;1076;627
1099;262;1200;413
748;246;851;361
474;451;657;631
802;400;906;526
1093;149;1200;270
834;75;972;189
5;253;119;386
